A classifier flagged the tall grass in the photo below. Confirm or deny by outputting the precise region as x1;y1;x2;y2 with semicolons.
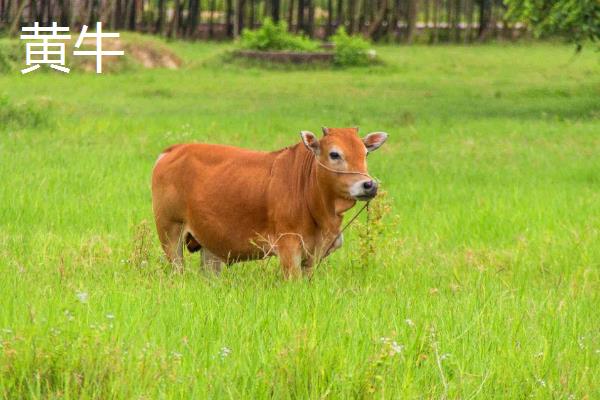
0;42;599;398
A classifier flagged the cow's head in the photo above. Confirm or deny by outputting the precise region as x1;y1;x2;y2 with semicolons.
300;127;388;201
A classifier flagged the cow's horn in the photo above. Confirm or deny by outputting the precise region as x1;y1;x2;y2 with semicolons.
321;126;329;136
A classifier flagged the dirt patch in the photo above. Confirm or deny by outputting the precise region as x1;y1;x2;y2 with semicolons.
75;38;182;73
234;50;334;64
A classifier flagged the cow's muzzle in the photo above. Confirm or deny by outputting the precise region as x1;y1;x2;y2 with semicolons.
353;179;378;201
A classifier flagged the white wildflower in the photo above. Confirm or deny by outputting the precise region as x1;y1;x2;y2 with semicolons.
219;346;232;359
64;310;74;321
390;341;404;354
76;291;88;303
536;378;546;387
405;319;415;327
106;313;115;320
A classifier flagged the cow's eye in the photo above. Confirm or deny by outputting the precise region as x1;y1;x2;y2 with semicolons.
329;151;341;160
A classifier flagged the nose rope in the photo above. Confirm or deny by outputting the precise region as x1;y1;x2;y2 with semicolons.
315;158;374;180
315;200;370;270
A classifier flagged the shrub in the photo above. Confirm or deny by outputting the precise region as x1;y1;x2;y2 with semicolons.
0;40;22;73
331;27;373;67
0;95;52;130
240;18;319;52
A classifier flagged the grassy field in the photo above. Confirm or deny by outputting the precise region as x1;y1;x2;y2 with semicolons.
0;40;599;398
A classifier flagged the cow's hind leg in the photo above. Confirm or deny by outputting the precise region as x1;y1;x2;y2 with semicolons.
201;248;223;274
156;221;185;271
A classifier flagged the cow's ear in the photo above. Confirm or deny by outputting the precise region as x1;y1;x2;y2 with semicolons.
363;132;388;153
300;131;320;154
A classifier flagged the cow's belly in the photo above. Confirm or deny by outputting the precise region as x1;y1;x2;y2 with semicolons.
186;215;270;263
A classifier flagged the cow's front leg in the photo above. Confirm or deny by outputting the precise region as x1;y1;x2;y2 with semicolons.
277;237;303;280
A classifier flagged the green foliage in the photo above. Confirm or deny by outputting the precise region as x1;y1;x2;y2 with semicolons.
240;18;319;52
0;40;21;73
331;27;373;66
505;0;600;49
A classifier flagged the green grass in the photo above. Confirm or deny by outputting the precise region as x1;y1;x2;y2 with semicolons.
0;41;599;398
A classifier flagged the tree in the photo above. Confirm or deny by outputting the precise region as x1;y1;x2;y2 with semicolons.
477;0;492;40
271;0;280;22
187;0;200;37
9;0;27;37
156;0;165;33
306;0;314;36
297;0;305;33
505;0;600;49
326;0;333;36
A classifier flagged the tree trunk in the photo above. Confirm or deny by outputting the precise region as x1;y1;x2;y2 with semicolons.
87;0;97;27
288;0;295;31
156;0;165;33
29;0;37;23
40;0;47;25
465;0;474;42
424;0;430;38
177;0;184;35
445;0;452;41
187;0;200;37
226;0;233;37
347;0;355;33
168;0;181;38
406;0;417;43
326;0;333;36
1;0;8;27
128;0;136;30
336;0;343;30
125;0;136;31
432;0;439;42
477;0;491;40
46;0;53;25
102;0;114;28
113;0;122;29
454;0;461;42
389;0;400;41
208;0;215;37
365;0;387;38
350;0;361;33
271;0;280;22
235;0;245;36
9;0;27;37
297;0;304;33
306;0;314;36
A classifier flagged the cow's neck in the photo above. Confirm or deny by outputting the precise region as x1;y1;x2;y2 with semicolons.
303;150;356;236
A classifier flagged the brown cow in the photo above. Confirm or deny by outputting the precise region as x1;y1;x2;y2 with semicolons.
151;127;388;278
